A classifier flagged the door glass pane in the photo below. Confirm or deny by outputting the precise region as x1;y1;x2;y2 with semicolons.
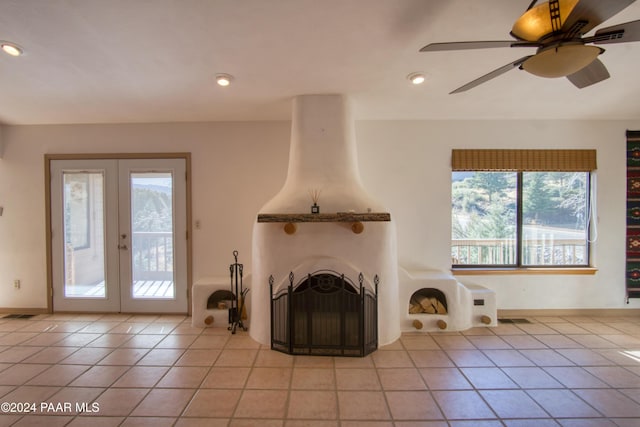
451;171;517;265
63;172;106;298
522;172;589;265
131;172;175;299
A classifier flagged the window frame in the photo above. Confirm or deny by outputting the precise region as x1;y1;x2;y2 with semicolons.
451;149;596;271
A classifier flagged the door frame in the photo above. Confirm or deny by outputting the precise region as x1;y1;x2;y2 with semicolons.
45;152;192;314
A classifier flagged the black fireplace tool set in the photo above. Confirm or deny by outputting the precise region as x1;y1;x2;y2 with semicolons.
228;250;249;334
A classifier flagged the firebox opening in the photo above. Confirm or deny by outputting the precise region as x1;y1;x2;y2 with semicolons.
271;271;378;357
409;288;448;314
207;290;235;310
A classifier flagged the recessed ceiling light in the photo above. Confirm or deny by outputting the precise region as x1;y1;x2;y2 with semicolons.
1;41;23;57
407;73;426;85
216;73;233;87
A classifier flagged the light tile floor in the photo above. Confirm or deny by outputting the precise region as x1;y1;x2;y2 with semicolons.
0;313;639;426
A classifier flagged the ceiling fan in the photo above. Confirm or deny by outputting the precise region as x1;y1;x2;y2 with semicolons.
420;0;640;93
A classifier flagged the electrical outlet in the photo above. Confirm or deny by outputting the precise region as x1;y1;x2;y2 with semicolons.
13;279;20;289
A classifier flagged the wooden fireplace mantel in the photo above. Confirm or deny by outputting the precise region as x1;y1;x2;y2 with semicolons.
257;212;391;223
257;212;390;235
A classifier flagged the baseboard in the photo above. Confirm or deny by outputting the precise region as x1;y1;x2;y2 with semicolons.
1;306;637;318
0;308;188;316
51;311;187;315
0;307;49;315
498;308;640;317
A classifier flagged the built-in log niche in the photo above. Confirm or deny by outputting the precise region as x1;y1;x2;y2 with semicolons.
207;290;235;310
409;288;448;314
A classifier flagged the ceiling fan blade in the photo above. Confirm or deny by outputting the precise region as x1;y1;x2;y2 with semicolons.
589;19;640;44
420;41;536;52
566;58;610;88
561;0;636;36
450;56;532;94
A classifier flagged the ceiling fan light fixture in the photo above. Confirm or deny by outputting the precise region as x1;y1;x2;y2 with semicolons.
1;41;23;57
511;0;579;41
522;44;601;78
215;73;233;87
407;72;426;85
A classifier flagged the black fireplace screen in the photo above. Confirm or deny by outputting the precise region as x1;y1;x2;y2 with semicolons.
270;271;378;357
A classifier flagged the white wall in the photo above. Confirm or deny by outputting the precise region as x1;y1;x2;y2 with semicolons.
0;122;290;309
357;120;640;310
1;119;639;310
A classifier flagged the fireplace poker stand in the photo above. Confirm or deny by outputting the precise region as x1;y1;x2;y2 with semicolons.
228;250;249;334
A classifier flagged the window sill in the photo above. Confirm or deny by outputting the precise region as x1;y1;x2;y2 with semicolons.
452;267;597;276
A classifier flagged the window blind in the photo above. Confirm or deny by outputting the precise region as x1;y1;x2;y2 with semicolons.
451;149;597;171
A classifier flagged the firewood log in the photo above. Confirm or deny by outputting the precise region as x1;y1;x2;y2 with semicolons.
434;299;447;314
411;294;447;314
409;303;423;314
419;296;438;314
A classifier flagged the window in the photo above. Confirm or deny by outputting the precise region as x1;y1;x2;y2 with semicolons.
451;149;595;268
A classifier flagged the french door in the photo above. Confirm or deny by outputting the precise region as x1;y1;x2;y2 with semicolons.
50;158;188;313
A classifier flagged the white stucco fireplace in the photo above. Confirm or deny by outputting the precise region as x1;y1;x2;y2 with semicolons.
250;94;400;351
193;94;497;352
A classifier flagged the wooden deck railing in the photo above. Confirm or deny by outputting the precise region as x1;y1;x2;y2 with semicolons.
452;238;587;265
132;231;173;280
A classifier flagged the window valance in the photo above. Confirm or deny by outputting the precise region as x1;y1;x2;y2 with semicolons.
451;149;597;172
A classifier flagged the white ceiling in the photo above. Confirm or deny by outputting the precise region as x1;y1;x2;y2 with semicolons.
1;0;639;125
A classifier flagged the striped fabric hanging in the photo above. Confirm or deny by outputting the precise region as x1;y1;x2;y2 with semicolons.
626;130;640;300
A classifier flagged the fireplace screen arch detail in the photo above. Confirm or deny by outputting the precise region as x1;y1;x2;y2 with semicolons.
270;271;378;357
